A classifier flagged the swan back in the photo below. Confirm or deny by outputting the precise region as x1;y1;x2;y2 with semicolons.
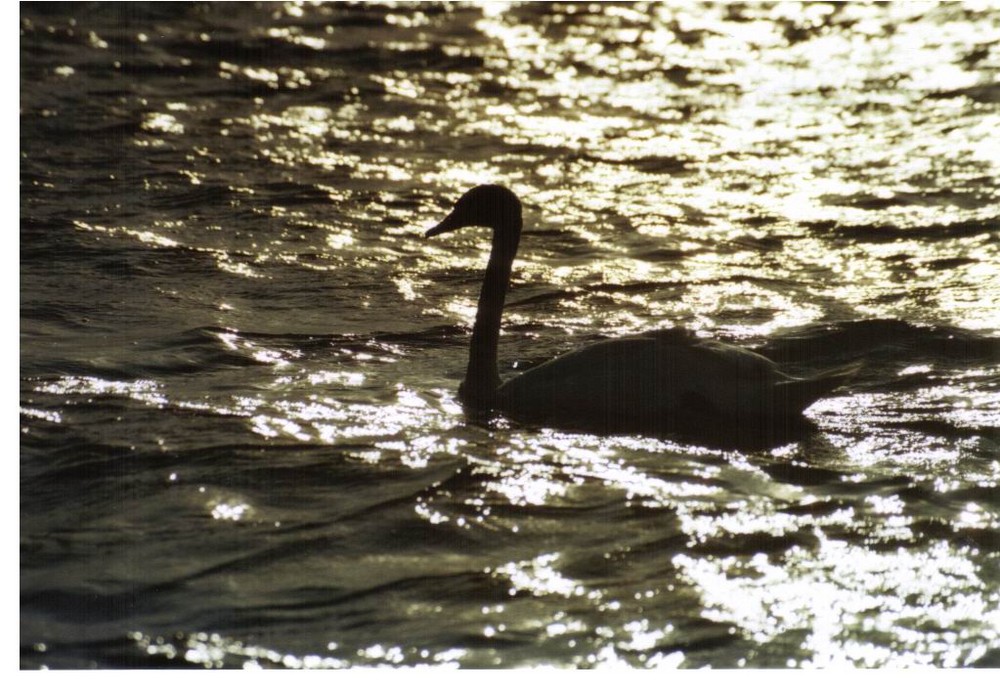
496;332;859;444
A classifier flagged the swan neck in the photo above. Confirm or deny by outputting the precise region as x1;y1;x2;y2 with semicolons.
462;219;520;406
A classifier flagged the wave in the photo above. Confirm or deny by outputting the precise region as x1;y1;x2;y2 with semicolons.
805;218;999;243
758;318;1000;364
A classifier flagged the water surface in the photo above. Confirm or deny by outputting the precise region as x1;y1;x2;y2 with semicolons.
20;1;1000;669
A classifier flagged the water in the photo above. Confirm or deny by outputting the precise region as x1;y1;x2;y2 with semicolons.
19;1;1000;669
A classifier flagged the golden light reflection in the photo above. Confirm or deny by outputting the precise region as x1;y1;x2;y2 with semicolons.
133;631;354;669
305;370;365;387
25;1;1000;670
371;74;425;100
266;25;326;51
422;429;731;532
460;110;635;151
678;500;856;547
141;112;184;135
617;619;681;664
418;161;505;192
674;535;999;666
36;376;168;408
32;365;466;456
20;407;63;424
209;499;252;522
493;553;597;599
133;626;470;669
812;366;999;457
955;502;999;531
215;330;297;365
73;220;180;249
250;414;310;441
482;461;567;508
243;389;462;451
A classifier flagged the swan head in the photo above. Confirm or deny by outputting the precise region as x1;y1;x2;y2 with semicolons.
425;185;522;239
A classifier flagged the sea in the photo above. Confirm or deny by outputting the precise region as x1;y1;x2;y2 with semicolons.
19;1;1000;669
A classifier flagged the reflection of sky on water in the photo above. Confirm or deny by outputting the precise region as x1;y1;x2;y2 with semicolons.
21;0;1000;669
80;2;1000;335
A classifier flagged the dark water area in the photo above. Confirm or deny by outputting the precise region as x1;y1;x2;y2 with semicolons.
20;1;1000;669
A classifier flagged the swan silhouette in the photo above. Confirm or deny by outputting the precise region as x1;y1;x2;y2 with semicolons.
425;184;858;446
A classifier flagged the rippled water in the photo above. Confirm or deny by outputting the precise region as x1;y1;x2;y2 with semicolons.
20;1;1000;669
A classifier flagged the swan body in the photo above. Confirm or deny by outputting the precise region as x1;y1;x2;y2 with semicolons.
426;185;857;445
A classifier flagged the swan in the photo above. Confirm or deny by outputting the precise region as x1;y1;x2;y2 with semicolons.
425;184;858;446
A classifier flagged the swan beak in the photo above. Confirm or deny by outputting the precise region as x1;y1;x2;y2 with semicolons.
425;211;462;238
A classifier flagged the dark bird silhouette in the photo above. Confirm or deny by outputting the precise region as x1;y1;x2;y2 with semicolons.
426;184;859;447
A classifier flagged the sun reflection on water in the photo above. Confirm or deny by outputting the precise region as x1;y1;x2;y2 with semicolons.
674;535;999;667
20;0;1000;670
